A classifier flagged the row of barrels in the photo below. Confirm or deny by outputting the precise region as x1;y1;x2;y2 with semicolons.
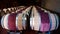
1;6;59;33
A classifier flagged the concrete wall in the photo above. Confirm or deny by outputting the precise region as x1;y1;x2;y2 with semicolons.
44;0;60;13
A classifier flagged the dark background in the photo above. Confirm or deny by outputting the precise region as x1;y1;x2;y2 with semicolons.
0;0;42;9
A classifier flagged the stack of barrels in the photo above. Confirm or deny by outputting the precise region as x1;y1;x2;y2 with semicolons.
1;6;59;34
